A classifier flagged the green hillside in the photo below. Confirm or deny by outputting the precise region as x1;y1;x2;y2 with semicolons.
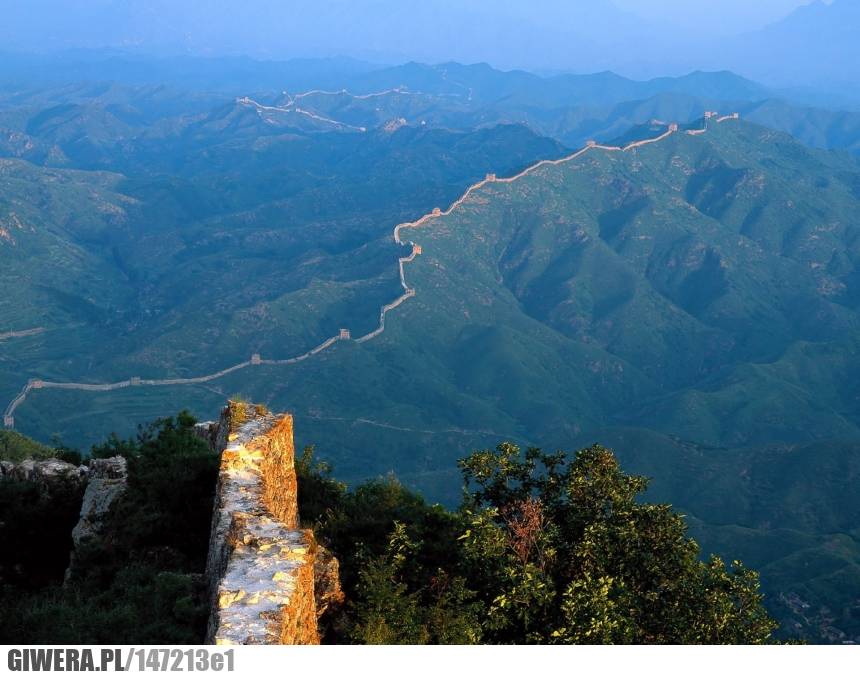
5;110;860;640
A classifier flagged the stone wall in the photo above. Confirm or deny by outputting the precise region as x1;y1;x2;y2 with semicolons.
198;402;339;645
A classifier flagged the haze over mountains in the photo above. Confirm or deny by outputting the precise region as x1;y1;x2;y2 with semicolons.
1;0;857;99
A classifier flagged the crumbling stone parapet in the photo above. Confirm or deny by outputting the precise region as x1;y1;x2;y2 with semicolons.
199;401;333;645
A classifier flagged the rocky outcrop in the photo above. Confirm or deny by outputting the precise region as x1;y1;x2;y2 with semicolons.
198;402;337;645
0;458;86;486
65;456;128;580
70;457;128;548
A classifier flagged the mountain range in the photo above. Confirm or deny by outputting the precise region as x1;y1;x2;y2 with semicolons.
3;51;860;641
2;0;860;99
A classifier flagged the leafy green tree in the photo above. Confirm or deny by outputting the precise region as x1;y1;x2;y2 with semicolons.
0;429;54;462
458;443;780;644
347;523;482;645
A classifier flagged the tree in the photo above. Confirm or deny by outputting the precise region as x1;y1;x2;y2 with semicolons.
457;443;780;644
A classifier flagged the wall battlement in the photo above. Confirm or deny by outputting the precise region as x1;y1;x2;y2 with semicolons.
198;402;339;645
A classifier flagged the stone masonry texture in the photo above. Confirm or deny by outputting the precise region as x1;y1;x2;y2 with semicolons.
198;402;329;645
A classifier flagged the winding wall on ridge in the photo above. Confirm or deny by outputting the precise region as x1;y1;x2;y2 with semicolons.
3;115;736;428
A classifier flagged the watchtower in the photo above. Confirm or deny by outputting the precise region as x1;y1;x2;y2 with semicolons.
432;208;442;216
669;124;678;132
4;416;12;428
251;354;262;365
486;173;496;181
733;113;739;119
705;111;713;118
29;379;42;389
339;329;350;340
413;244;422;255
130;377;141;386
587;140;596;147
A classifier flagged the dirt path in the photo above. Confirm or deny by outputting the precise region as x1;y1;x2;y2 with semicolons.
0;327;45;342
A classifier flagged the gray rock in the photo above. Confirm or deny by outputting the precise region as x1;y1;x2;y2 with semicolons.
1;458;86;485
70;456;128;548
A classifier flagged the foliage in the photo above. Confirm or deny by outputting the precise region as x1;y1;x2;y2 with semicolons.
457;443;780;644
228;402;247;433
298;441;783;644
0;412;217;644
0;474;85;589
346;523;482;645
0;568;204;645
0;429;54;462
72;410;218;587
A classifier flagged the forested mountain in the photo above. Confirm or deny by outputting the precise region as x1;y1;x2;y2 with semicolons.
4;56;860;641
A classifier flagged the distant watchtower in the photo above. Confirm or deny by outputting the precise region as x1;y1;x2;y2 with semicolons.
3;416;12;428
413;244;422;255
130;377;141;386
733;113;739;119
29;379;42;389
432;208;442;216
486;173;496;181
705;111;713;118
586;140;596;147
669;124;678;132
251;354;262;365
340;329;351;340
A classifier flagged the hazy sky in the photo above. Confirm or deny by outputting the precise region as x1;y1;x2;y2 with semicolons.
614;0;833;34
0;0;852;89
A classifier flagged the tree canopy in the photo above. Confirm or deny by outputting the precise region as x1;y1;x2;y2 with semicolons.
299;442;782;644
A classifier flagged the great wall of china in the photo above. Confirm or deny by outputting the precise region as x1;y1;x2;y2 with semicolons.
2;112;738;430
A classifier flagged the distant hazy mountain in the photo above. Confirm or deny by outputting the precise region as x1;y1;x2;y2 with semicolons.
3;0;859;100
0;0;700;74
723;0;860;91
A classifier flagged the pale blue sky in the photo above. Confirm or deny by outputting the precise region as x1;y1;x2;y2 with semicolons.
614;0;832;34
